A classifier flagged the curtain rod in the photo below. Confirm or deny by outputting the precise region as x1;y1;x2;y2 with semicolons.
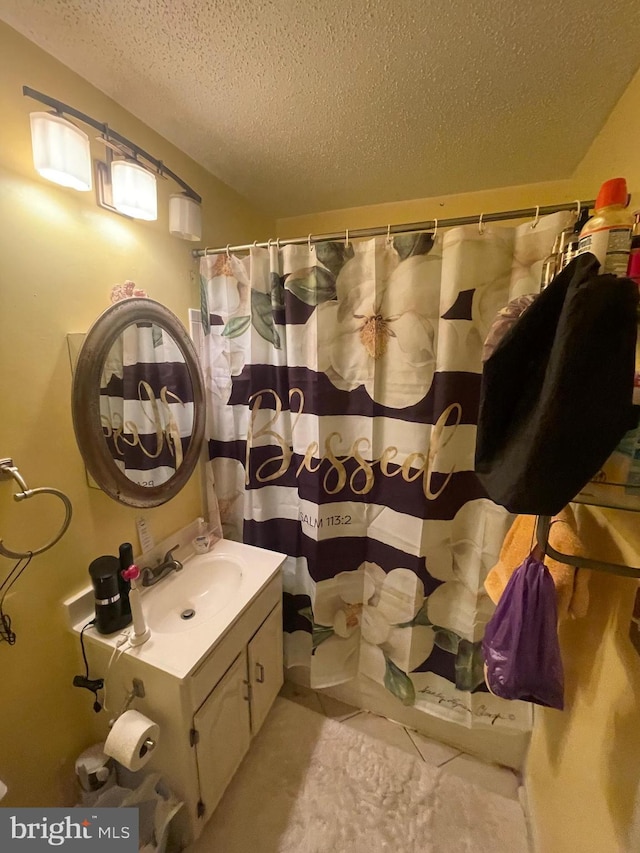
192;199;595;258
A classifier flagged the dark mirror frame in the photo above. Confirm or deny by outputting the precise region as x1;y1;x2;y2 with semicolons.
72;298;205;508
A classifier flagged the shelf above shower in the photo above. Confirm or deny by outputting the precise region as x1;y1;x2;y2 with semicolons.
572;481;640;513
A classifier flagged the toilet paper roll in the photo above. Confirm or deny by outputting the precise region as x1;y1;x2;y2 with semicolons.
104;710;159;772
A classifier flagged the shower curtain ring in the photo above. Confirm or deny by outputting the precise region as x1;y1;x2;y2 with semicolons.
432;218;438;240
574;199;581;218
478;213;485;235
276;238;281;251
202;247;210;257
530;205;540;229
345;228;349;248
225;244;231;258
386;224;392;245
267;238;273;250
253;240;258;249
308;234;314;252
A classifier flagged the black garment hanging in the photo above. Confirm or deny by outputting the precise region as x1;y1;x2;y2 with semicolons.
475;252;639;515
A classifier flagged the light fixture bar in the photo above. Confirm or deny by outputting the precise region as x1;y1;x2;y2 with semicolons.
23;85;201;203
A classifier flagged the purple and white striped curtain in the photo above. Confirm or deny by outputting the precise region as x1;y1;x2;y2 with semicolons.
193;211;572;729
100;323;194;487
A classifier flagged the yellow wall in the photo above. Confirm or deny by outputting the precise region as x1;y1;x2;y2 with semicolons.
0;21;273;807
526;507;640;853
276;63;640;853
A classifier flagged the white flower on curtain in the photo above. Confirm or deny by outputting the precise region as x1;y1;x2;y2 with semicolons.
316;245;442;408
200;254;252;404
200;332;245;404
312;563;435;700
421;499;512;640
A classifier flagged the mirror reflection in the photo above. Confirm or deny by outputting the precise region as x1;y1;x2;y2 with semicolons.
100;322;195;487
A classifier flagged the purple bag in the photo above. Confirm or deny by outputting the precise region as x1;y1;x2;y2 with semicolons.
482;554;564;710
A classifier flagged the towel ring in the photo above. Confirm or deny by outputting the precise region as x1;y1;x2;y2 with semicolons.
0;459;72;559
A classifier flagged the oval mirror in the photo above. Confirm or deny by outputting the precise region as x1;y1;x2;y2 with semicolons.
72;298;205;507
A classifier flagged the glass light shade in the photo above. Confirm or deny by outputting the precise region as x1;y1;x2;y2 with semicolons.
111;160;157;220
29;112;92;191
169;193;202;241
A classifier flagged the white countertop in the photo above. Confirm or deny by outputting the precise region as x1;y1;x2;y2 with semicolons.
70;539;286;680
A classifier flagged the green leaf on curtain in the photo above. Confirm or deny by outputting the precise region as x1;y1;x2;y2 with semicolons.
314;241;355;277
152;325;163;348
383;656;416;706
286;266;337;306
298;606;314;625
251;289;282;348
270;272;286;309
397;601;432;629
199;273;210;336
312;626;334;649
433;627;461;654
393;233;434;260
222;315;251;338
454;639;486;692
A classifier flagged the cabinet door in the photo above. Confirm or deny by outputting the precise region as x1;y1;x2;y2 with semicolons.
248;602;283;735
193;651;251;817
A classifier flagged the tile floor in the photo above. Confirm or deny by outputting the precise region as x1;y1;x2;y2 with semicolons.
279;680;522;801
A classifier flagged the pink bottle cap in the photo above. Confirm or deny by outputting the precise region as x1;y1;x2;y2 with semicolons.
121;564;141;581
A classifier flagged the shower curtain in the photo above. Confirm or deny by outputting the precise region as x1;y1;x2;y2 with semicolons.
193;211;573;730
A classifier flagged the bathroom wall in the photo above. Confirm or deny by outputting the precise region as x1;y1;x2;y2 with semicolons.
0;21;273;807
278;63;640;852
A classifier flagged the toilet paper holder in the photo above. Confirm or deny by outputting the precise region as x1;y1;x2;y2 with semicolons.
139;737;156;756
108;677;156;754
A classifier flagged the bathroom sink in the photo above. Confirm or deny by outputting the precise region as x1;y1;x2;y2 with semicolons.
144;551;243;633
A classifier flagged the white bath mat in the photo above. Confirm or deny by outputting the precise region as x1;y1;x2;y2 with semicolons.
191;698;528;853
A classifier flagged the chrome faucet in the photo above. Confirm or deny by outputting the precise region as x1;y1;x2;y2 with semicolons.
141;545;183;587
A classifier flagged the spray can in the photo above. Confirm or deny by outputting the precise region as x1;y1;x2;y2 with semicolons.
576;177;633;276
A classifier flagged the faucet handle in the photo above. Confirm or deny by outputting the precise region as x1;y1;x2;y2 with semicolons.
163;544;180;561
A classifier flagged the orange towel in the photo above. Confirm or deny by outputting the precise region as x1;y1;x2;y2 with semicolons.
484;506;590;621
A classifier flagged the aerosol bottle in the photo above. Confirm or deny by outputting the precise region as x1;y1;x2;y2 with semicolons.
576;177;633;276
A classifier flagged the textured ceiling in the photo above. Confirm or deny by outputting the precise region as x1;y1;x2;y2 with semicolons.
3;0;640;217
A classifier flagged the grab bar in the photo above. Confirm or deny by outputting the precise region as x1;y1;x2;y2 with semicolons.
0;458;73;559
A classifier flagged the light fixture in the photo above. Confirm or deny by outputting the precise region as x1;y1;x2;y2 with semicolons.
29;111;92;191
23;86;202;240
169;193;202;241
111;160;158;220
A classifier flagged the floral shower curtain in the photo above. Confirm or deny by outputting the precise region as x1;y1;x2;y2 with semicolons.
193;211;573;730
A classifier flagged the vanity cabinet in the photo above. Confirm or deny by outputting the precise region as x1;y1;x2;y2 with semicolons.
192;601;283;819
247;602;284;735
74;551;284;850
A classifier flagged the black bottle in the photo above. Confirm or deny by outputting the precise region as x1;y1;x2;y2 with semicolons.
88;556;131;635
118;542;133;620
